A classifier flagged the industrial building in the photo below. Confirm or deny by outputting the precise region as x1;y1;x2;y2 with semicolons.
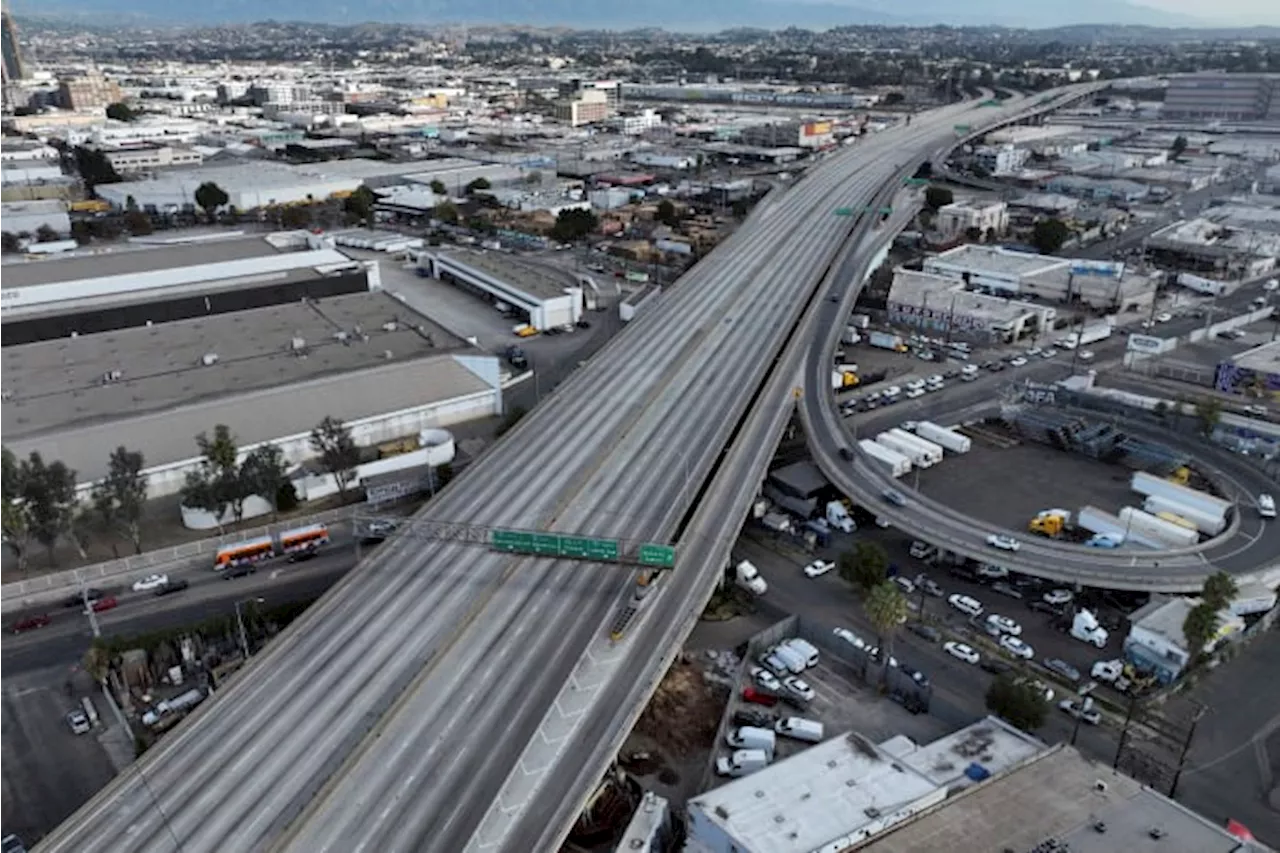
1123;596;1245;685
2;291;501;505
101;144;205;173
888;269;1048;343
972;144;1028;175
933;200;1008;240
685;717;1044;853
417;247;586;331
0;199;70;237
922;244;1157;313
1146;217;1280;280
0;231;376;345
857;744;1254;853
58;71;122;111
1215;340;1280;398
739;120;834;150
1162;73;1280;122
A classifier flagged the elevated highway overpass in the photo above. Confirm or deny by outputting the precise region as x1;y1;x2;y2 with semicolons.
37;87;1098;853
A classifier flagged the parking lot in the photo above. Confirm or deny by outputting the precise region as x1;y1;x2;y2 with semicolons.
915;435;1139;530
1;666;128;846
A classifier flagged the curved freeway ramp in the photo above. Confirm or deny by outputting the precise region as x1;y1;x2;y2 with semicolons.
37;91;1091;853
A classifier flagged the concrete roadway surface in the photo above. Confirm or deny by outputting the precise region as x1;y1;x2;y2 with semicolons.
737;535;1280;849
803;222;1280;591
38;93;1060;853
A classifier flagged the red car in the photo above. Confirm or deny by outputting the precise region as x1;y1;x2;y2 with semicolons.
90;597;118;613
741;687;778;707
10;614;51;634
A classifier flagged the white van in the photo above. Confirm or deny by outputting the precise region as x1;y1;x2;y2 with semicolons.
1259;494;1276;519
716;748;770;777
727;726;776;755
783;638;820;669
775;717;825;743
905;379;926;392
883;385;903;399
905;387;925;399
769;643;808;674
961;364;979;379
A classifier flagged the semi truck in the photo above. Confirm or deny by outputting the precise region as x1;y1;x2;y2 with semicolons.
886;428;945;466
849;314;872;330
761;512;795;536
1117;507;1200;549
1070;610;1108;648
831;370;859;391
842;326;863;345
825;501;856;533
868;331;908;352
1028;509;1072;538
1142;495;1227;537
1055;322;1113;350
1131;472;1231;525
875;431;937;469
914;421;971;454
858;439;911;478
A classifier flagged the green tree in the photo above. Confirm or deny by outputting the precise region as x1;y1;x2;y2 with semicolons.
15;452;79;567
1031;218;1070;254
550;208;599;243
240;444;289;521
35;224;59;243
1182;602;1219;658
194;182;229;222
181;425;243;530
90;446;148;554
310;416;361;501
73;146;121;189
1170;135;1188;158
281;205;312;229
2;447;33;572
429;179;447;195
1;232;19;253
343;185;376;224
464;177;492;195
838;541;890;593
924;186;953;211
1193;398;1222;437
864;581;908;685
882;90;905;105
1200;571;1238;612
656;198;679;226
434;200;459;224
985;675;1049;731
124;210;153;235
105;102;136;122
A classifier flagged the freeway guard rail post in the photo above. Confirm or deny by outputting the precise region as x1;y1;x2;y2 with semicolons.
1;505;358;613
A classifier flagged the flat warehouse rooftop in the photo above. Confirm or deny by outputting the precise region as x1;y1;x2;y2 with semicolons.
436;248;578;301
0;235;287;290
2;291;467;439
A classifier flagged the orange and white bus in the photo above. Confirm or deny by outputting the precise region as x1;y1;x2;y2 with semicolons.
213;535;274;571
279;524;330;557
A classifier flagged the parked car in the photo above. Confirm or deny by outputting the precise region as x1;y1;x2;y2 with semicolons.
741;687;778;707
1058;699;1101;725
991;581;1024;600
65;709;92;735
1010;356;1028;367
733;708;776;729
891;576;916;595
1000;635;1035;659
90;597;118;613
222;564;257;579
915;577;944;598
783;675;815;703
948;594;984;617
803;559;834;578
985;614;1022;636
908;622;941;643
154;579;190;597
944;641;980;665
980;658;1013;676
10;614;51;634
750;666;782;693
1044;658;1081;682
1028;600;1066;616
131;573;169;592
1043;589;1074;606
900;664;930;688
63;589;104;608
976;563;1009;581
882;489;908;507
833;627;867;650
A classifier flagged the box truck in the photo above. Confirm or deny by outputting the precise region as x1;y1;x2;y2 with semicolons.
868;331;908;352
1141;495;1225;537
858;439;911;478
1055;322;1113;350
915;421;971;454
1117;507;1200;549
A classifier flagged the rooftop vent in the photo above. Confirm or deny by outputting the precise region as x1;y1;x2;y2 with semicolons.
1148;827;1166;839
101;369;123;384
200;353;219;366
291;337;307;352
334;331;350;344
1092;821;1107;833
382;321;399;332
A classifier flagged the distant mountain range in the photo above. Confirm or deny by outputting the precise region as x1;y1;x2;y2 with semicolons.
21;0;1209;30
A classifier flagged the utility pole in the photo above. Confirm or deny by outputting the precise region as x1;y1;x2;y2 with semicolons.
1168;703;1207;800
235;597;265;661
82;585;101;638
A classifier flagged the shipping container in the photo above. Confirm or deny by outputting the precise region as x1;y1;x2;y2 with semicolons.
1142;495;1227;537
1117;507;1200;549
915;421;971;454
1130;472;1230;524
858;439;911;478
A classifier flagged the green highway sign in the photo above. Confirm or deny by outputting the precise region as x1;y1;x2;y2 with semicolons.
834;207;854;217
638;543;676;568
903;177;928;187
490;529;619;562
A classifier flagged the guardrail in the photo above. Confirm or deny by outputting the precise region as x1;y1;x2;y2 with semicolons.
1;506;358;611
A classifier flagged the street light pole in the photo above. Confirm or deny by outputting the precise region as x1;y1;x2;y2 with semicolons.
235;597;265;661
82;585;101;638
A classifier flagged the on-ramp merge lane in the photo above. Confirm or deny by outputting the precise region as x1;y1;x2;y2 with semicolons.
40;92;1070;850
38;97;1044;853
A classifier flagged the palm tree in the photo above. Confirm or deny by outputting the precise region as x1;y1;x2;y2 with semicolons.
865;582;909;687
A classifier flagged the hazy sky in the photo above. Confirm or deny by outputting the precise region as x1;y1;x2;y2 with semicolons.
1143;0;1280;24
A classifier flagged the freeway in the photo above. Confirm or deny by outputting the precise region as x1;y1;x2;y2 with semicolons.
802;199;1280;593
38;91;1091;853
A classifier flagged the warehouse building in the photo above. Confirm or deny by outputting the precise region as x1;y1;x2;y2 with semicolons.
417;248;586;331
888;269;1048;343
1215;339;1280;398
0;199;71;237
2;291;502;507
1;231;376;346
922;244;1156;314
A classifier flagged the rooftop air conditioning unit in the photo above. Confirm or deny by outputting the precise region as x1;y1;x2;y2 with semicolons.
201;353;219;366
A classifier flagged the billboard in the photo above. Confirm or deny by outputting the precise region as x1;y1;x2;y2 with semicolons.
802;121;832;137
1127;334;1168;353
1070;260;1125;279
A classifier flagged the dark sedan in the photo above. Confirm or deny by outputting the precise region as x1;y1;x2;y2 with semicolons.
1043;658;1081;682
154;579;190;597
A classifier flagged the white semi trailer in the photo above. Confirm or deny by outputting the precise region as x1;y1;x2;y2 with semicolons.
859;439;911;478
914;421;971;454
